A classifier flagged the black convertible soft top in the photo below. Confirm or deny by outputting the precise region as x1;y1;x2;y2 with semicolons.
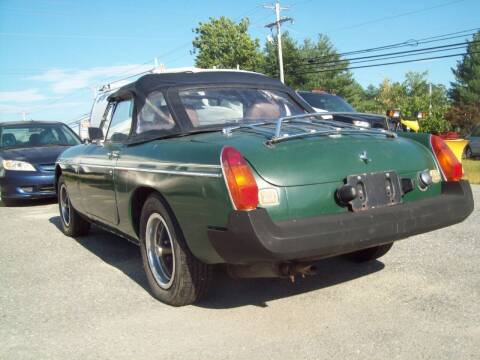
109;70;287;100
103;70;313;145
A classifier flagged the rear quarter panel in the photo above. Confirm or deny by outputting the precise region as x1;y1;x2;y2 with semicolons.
114;138;232;263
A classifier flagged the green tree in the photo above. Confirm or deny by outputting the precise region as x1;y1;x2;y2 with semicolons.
300;35;358;101
192;17;262;71
355;84;382;113
375;78;406;112
354;72;451;133
448;31;480;132
261;32;307;88
261;33;359;98
399;72;451;133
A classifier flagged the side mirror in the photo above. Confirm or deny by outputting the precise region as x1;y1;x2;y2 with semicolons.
88;127;104;141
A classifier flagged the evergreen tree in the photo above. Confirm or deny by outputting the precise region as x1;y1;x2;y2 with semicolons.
300;35;357;100
261;32;307;88
261;33;359;100
448;32;480;132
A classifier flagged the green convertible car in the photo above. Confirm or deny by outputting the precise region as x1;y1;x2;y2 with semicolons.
56;70;474;306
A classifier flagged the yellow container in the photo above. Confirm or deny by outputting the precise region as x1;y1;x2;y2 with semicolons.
444;139;469;162
400;119;420;132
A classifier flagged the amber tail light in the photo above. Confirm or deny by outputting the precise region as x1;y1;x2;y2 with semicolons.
430;135;463;182
221;146;259;210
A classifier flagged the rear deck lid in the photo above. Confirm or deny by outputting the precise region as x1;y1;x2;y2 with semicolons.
191;128;437;186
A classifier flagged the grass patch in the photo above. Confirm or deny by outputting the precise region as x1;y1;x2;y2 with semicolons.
463;159;480;184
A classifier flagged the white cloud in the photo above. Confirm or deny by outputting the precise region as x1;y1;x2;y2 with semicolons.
30;64;154;94
1;63;156;120
0;89;46;102
0;104;23;113
0;101;82;115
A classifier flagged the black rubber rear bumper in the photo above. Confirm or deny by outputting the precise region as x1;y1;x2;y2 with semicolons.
208;181;474;264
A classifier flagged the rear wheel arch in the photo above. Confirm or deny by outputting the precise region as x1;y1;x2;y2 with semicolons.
55;165;62;192
138;193;212;305
130;187;177;239
464;145;473;158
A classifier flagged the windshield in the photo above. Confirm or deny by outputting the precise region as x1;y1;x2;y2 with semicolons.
178;88;307;127
299;92;355;113
0;123;81;150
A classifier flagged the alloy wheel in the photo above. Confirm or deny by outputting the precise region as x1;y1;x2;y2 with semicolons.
145;213;175;289
60;184;71;226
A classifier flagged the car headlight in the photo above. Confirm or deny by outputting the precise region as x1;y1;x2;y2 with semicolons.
353;120;370;128
2;160;36;171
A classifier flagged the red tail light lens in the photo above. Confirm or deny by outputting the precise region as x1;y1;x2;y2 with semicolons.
221;146;258;210
430;135;463;182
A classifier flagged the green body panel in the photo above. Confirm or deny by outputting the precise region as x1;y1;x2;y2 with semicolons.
397;131;432;149
114;139;230;263
280;176;440;221
192;131;441;222
57;129;442;264
58;139;231;263
193;131;437;186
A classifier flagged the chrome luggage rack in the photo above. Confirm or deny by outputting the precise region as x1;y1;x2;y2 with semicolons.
222;112;396;145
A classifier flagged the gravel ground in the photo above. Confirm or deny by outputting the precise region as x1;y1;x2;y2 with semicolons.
1;186;479;360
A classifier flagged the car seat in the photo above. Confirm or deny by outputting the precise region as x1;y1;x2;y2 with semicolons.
245;101;281;120
2;133;16;147
29;133;41;146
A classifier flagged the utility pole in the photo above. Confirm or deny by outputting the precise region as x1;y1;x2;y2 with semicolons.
264;1;293;83
429;83;433;116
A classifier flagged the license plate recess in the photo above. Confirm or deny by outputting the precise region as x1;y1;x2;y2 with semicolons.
346;171;402;211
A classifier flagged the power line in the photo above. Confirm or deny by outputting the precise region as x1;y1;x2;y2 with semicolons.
300;29;479;63
327;44;468;66
332;32;477;58
327;0;466;33
297;39;480;69
22;6;265;125
294;51;479;75
96;6;266;87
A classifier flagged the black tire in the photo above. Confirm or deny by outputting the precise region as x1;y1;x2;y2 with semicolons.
57;175;90;237
139;193;212;306
463;146;473;159
0;198;15;207
345;243;393;263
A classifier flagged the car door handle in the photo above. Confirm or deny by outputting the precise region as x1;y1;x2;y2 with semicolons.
107;151;120;159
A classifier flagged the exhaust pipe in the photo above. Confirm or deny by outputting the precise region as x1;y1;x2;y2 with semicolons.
227;262;317;280
281;263;317;282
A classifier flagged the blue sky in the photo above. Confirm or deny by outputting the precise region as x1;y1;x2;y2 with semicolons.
0;0;479;123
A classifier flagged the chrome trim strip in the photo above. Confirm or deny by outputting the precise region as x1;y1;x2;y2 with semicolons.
59;160;220;169
142;161;221;169
219;147;237;210
78;162;220;169
114;166;222;178
79;163;111;169
76;163;221;178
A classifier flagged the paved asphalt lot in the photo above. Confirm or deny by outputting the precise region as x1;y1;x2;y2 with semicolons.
1;186;479;360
